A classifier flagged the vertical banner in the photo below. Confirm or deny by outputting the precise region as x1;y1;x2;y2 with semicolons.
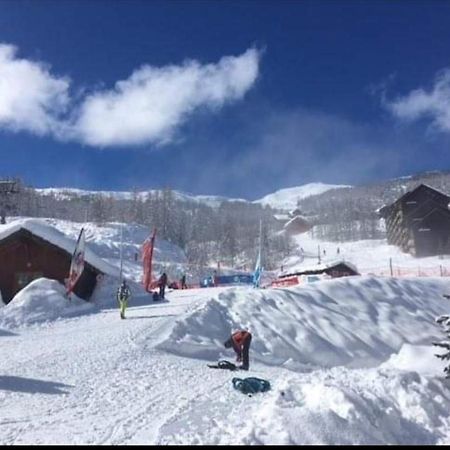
142;227;157;292
66;227;86;297
253;248;262;288
253;219;263;288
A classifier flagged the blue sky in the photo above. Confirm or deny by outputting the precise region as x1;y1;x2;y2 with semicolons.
0;0;449;199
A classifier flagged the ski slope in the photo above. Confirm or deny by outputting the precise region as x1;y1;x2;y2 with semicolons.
1;218;450;444
281;232;450;278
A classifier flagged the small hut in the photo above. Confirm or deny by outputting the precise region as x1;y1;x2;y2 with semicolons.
0;219;115;303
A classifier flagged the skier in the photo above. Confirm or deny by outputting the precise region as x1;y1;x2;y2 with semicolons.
224;330;252;370
180;274;187;289
117;280;131;319
158;272;168;299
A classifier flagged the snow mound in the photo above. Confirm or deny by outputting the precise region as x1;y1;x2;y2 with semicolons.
157;276;450;369
0;278;93;328
380;344;447;376
231;367;450;445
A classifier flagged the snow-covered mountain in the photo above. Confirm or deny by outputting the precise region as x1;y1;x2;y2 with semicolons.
35;187;248;208
253;182;351;210
36;183;350;211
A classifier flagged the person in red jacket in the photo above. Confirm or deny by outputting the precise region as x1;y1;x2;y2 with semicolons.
224;330;252;370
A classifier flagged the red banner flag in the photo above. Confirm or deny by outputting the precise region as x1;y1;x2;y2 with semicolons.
66;228;86;297
142;228;157;292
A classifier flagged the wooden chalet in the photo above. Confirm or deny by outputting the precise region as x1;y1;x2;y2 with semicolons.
378;184;450;257
0;221;106;304
279;261;359;279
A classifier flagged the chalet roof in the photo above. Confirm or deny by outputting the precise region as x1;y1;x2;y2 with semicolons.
279;260;359;278
274;214;290;222
378;184;450;218
0;219;119;277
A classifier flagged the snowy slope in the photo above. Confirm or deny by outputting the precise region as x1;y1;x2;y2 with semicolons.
280;231;450;278
1;276;450;444
254;182;351;210
2;218;450;444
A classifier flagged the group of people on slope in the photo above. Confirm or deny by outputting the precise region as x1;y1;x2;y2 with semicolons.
116;272;188;318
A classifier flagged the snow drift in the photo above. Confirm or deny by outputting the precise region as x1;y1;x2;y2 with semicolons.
0;278;93;328
157;276;450;369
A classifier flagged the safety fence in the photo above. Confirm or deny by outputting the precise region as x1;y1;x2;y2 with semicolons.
359;265;450;278
270;265;450;288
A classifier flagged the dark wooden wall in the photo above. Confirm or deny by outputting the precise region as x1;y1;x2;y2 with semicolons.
0;229;100;303
381;185;450;257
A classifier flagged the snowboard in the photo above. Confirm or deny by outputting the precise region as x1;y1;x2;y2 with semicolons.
207;360;238;371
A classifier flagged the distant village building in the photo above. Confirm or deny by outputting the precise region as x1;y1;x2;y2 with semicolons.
274;208;313;236
378;184;450;257
0;220;113;303
279;261;359;279
283;215;312;236
272;260;359;287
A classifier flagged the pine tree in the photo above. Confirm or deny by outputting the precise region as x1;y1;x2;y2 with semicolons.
433;311;450;378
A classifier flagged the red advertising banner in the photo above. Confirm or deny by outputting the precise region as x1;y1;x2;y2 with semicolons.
142;228;157;292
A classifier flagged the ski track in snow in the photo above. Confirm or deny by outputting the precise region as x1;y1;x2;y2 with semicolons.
0;290;275;445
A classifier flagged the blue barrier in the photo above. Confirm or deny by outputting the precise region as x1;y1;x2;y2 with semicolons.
200;274;254;287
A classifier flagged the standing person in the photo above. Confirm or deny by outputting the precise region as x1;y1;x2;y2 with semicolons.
117;280;131;319
180;274;187;289
158;272;168;299
224;330;252;370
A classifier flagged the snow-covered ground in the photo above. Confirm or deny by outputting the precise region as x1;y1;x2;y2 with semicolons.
280;232;450;278
1;218;450;444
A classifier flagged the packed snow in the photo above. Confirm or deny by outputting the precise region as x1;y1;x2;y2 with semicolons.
1;218;450;445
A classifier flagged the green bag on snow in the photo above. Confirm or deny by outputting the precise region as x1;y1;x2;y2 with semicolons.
232;377;271;395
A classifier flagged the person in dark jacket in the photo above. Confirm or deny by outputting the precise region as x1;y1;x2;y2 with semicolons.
158;272;168;299
224;330;252;370
180;274;187;289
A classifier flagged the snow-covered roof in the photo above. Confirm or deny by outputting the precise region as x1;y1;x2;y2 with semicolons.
274;214;290;222
280;259;359;278
0;219;119;277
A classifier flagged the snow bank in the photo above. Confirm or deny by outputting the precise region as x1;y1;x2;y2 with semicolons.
0;278;93;328
231;367;450;445
157;276;450;369
380;344;447;376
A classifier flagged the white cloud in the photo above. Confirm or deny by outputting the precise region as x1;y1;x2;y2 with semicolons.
72;48;261;146
0;44;260;147
386;68;450;133
0;44;70;135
